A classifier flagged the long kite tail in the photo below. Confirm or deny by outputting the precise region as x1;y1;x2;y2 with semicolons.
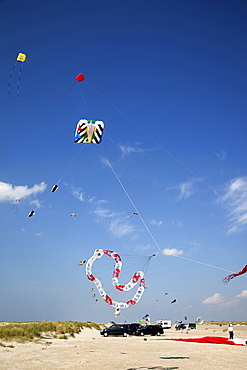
16;63;23;98
8;61;17;96
223;265;247;284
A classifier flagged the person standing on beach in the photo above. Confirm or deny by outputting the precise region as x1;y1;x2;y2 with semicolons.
228;324;234;340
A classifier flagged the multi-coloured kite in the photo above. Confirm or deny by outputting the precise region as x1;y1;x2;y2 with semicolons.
60;73;85;100
86;249;146;313
78;260;86;266
74;119;104;144
138;314;150;323
223;265;247;284
8;53;27;98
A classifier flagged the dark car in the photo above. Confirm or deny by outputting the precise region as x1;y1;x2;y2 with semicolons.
100;323;141;337
175;322;188;330
135;324;164;336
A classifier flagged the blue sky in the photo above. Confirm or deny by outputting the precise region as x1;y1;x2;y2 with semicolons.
0;0;247;324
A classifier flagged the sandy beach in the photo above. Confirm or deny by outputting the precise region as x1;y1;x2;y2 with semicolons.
0;324;246;370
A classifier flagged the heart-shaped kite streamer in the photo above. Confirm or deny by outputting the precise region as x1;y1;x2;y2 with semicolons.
86;249;146;310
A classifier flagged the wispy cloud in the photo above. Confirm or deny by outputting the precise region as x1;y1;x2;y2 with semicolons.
220;177;247;234
35;231;43;237
214;150;227;161
177;178;202;200
202;290;247;308
92;204;137;239
162;248;184;257
71;186;85;202
92;208;118;218
151;219;163;227
30;199;42;208
0;181;47;203
189;240;200;253
171;220;183;228
109;219;136;238
70;181;139;239
118;143;145;157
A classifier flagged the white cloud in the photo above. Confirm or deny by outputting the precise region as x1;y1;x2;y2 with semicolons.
109;219;136;238
71;186;85;202
30;199;42;208
177;178;202;200
214;150;226;161
202;290;247;308
162;248;184;257
151;219;163;227
236;290;247;299
202;293;224;305
35;232;43;237
220;177;247;234
0;181;47;203
92;208;118;218
189;240;200;253
171;220;183;228
118;143;145;156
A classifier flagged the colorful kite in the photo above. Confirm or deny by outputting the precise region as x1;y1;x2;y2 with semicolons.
86;249;146;312
8;53;27;98
74;119;104;144
9;199;20;213
223;265;247;284
78;260;86;266
138;314;150;323
60;73;85;100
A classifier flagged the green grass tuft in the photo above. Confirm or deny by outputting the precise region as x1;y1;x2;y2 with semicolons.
0;321;102;343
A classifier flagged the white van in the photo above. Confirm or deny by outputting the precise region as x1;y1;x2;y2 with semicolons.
156;320;172;329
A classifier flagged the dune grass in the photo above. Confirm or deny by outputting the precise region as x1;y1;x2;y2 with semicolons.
203;321;247;326
0;321;101;343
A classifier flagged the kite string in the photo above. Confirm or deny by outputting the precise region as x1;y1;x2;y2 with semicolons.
32;146;85;212
176;255;234;273
105;158;234;275
60;81;77;100
55;145;85;185
18;202;46;319
105;159;188;314
105;158;163;254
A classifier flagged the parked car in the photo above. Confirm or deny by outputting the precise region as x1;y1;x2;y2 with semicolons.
135;324;164;336
175;322;188;330
100;323;142;337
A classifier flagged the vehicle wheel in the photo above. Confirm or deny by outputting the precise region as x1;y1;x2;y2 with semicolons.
157;332;161;336
104;332;108;337
140;332;144;336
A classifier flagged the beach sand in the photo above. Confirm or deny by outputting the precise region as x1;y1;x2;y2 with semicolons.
0;324;246;369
